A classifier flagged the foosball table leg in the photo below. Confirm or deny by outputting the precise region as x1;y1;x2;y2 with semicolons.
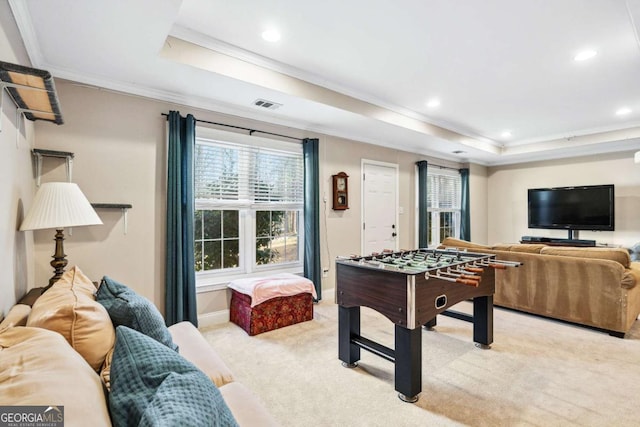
395;325;422;403
473;296;493;349
339;305;361;368
423;317;437;331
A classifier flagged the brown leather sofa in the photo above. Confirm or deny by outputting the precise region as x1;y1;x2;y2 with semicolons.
440;237;640;337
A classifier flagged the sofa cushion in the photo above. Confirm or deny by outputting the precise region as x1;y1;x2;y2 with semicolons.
0;326;111;427
109;326;238;427
508;244;548;254
540;247;631;268
440;237;491;250
96;275;178;351
219;382;280;427
26;266;115;371
0;304;31;331
491;243;513;251
168;321;234;387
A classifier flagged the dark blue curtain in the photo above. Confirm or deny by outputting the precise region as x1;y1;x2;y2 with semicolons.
459;168;470;241
165;111;198;326
416;161;429;248
303;138;321;300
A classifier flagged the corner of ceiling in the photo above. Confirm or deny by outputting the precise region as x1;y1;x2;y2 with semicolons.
8;0;44;68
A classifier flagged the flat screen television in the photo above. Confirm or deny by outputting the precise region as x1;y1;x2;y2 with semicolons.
528;185;615;238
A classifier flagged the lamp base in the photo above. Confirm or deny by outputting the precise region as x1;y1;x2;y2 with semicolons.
45;228;67;291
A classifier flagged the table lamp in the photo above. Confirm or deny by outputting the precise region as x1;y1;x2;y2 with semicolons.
20;182;102;290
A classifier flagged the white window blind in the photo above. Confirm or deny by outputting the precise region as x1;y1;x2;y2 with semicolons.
195;139;304;209
427;168;461;210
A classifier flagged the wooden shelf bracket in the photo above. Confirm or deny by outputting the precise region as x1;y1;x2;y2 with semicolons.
32;148;74;186
91;203;133;235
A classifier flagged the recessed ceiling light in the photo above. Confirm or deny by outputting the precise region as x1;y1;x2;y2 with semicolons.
426;98;440;108
501;131;512;138
261;29;281;42
574;50;597;61
616;107;632;116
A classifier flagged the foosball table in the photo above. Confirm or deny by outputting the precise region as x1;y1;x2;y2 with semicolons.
336;248;521;402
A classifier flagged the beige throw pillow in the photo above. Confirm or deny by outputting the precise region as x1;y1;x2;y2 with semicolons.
0;304;31;331
27;266;115;371
0;326;111;427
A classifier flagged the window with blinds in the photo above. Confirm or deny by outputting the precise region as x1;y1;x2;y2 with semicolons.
194;133;304;284
427;168;461;246
427;168;461;210
195;140;304;207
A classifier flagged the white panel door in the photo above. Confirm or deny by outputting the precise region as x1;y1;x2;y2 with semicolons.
362;161;398;255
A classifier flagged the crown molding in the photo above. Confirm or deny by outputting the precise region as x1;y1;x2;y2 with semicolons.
169;25;499;148
8;0;44;67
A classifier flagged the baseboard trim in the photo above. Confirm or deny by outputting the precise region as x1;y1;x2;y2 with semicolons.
198;309;230;328
322;287;335;302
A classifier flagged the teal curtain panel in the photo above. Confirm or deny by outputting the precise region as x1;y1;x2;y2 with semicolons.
165;111;198;327
459;168;471;241
303;138;321;300
416;160;429;248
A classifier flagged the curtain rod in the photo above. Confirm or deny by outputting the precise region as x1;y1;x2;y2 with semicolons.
162;113;303;142
430;163;462;172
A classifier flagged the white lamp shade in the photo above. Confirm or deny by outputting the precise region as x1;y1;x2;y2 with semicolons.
635;151;640;164
20;182;103;231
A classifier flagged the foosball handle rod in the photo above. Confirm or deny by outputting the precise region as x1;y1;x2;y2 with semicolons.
426;274;479;287
488;263;507;269
455;278;479;287
459;274;481;282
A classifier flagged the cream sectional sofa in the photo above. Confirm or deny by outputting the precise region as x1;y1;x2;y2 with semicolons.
440;238;640;337
0;267;278;426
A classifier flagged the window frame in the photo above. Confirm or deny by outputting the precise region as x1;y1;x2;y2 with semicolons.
194;127;304;291
415;167;462;247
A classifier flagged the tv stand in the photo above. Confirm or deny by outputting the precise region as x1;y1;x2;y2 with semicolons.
520;236;596;247
553;239;596;247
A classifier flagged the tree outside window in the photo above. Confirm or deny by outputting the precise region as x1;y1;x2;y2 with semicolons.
193;133;303;281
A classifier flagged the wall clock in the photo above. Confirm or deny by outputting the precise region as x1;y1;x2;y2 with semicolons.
332;172;349;210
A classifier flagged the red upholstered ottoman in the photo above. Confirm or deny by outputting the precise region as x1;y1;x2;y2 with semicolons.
230;290;314;336
228;273;317;336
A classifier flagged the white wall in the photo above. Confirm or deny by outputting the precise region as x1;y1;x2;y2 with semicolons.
32;80;462;317
487;152;640;247
318;137;461;291
469;163;488;244
0;0;35;315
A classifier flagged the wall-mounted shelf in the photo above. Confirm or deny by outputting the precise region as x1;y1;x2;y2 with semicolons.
91;203;133;234
0;61;64;135
32;148;74;186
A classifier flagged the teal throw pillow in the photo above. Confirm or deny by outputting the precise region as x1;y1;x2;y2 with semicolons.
109;326;239;427
97;276;178;351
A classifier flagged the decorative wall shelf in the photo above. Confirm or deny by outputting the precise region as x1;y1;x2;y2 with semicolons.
91;203;133;234
0;61;64;134
32;148;74;186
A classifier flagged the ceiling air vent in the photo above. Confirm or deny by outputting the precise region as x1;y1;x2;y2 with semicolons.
253;98;282;110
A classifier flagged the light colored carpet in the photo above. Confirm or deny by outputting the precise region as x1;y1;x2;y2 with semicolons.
201;294;640;426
